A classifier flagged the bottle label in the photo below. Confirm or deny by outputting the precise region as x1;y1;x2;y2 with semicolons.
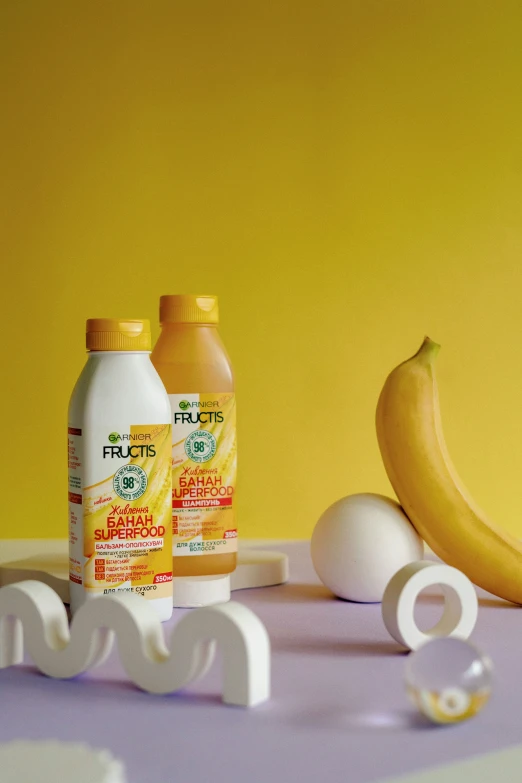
68;423;173;600
169;393;237;556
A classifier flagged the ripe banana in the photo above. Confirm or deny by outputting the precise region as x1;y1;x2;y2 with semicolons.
376;336;522;604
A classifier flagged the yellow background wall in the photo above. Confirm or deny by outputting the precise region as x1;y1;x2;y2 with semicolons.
2;1;522;540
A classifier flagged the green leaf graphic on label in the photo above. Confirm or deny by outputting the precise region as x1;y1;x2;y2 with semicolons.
179;400;191;410
108;432;121;443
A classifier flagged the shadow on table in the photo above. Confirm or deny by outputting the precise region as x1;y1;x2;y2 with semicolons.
247;582;403;604
415;592;520;609
271;636;405;657
252;582;522;610
0;665;223;708
247;582;335;602
292;704;437;733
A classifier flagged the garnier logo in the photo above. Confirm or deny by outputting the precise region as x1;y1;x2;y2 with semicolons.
175;398;222;423
179;400;219;408
106;431;152;447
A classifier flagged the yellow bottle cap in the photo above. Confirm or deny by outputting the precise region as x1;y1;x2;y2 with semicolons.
160;295;219;324
86;319;151;351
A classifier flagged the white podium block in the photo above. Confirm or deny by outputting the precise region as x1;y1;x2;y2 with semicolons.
0;740;126;783
0;546;289;607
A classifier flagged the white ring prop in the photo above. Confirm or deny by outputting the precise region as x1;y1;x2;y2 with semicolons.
381;560;478;651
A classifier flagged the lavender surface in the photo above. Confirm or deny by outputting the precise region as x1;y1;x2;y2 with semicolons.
0;542;518;783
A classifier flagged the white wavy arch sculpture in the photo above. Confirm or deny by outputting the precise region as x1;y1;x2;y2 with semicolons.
0;580;270;707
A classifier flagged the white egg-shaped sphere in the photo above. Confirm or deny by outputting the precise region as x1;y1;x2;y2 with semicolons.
311;493;423;602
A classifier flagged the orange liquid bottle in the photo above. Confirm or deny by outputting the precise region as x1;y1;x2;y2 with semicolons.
151;295;237;577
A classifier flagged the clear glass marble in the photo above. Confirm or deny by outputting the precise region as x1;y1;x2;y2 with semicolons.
405;637;493;724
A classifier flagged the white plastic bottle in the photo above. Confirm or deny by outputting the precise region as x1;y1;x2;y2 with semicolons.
68;318;173;621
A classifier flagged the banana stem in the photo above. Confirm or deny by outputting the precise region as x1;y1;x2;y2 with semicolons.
415;336;441;363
